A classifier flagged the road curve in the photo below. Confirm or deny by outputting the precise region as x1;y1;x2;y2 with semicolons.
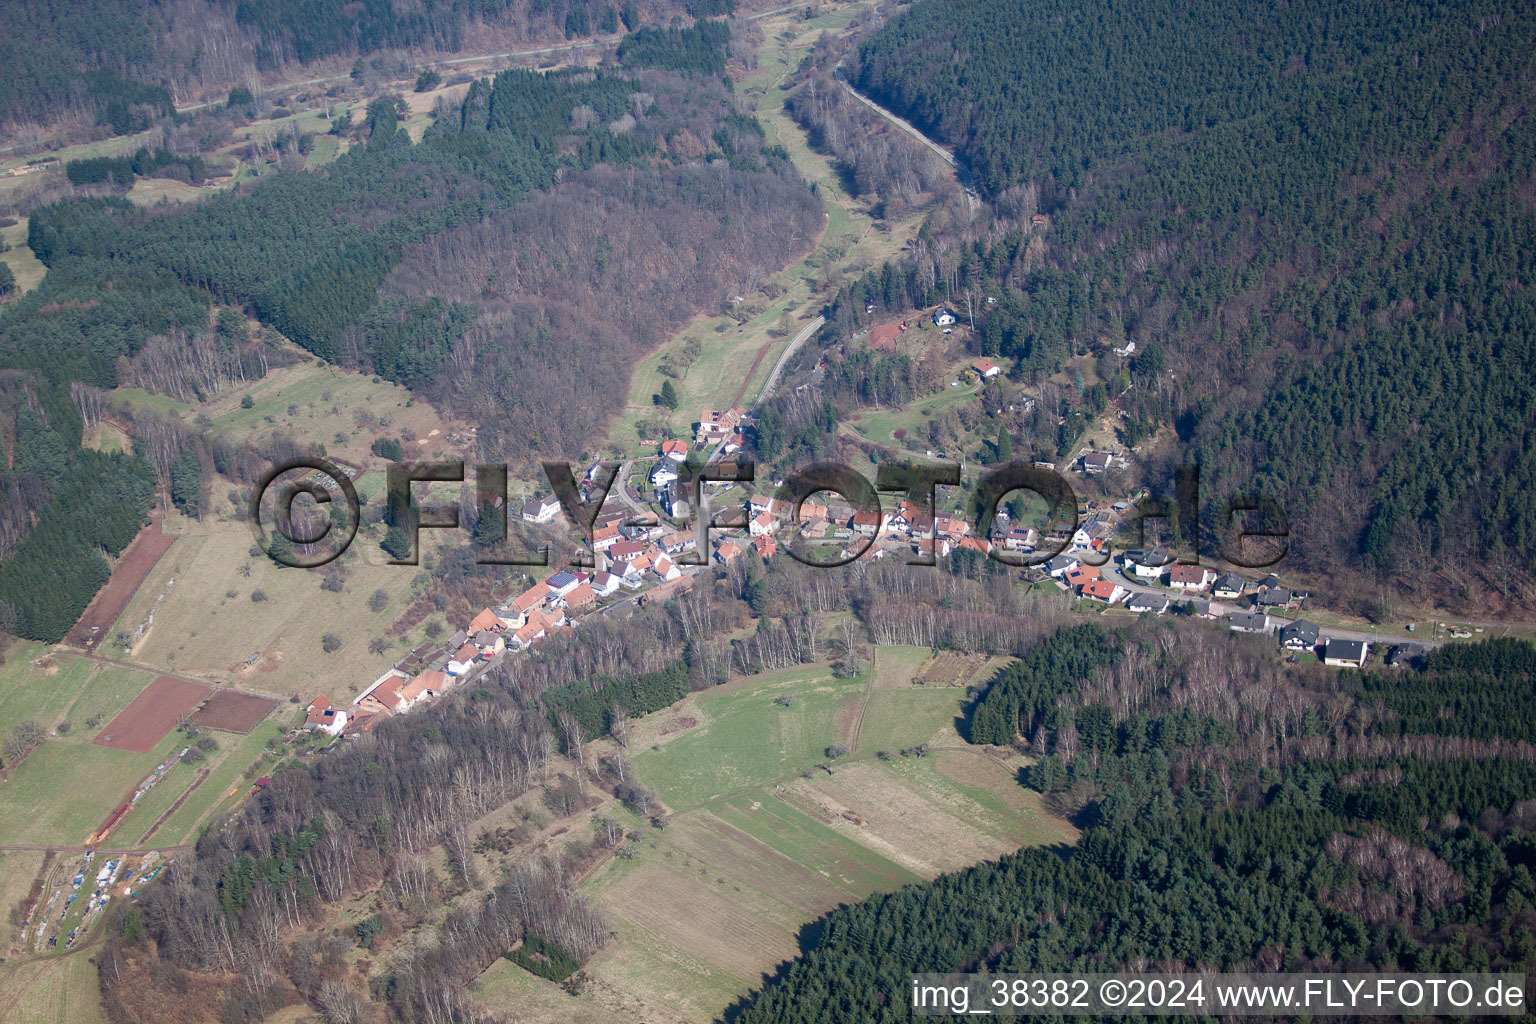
833;66;980;213
757;314;826;405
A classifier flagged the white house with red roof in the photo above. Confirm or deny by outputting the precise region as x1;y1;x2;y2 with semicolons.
304;697;348;737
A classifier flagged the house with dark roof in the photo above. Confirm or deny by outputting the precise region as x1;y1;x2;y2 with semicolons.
1255;585;1293;609
1229;612;1273;634
1127;592;1170;614
521;495;560;523
1126;549;1172;579
1082;451;1114;474
1324;638;1369;667
1044;554;1080;578
1212;573;1245;600
1279;619;1320;652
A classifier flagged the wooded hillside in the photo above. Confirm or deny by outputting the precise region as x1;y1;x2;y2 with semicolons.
728;631;1536;1023
844;0;1536;604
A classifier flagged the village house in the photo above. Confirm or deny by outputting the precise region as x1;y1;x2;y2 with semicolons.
660;438;689;462
397;669;450;712
591;571;621;597
608;540;645;563
714;540;742;565
1255;585;1295;610
751;534;777;559
972;357;1001;379
562;582;597;610
466;609;500;634
1228;612;1273;634
650;460;678;487
304;697;348;737
934;515;970;539
1044;554;1080;578
1079;578;1128;604
650;555;681;583
1002;526;1038;551
933;308;957;327
1082;451;1114;475
659;482;689;519
447;644;479;676
1126;549;1172;579
1168;565;1216;591
659;532;697;556
521;495;560;523
509;584;548;620
695;407;744;445
1323;638;1369;668
750;512;779;537
1212;573;1245;600
545;571;586;598
472;629;504;656
849;510;883;537
354;669;409;715
906;514;935;540
1127;592;1170;615
1279;620;1320;652
1064;564;1100;589
908;536;949;561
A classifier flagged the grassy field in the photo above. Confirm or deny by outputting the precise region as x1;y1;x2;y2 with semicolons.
556;643;1075;1024
850;376;982;444
0;218;46;296
0;948;107;1024
126;178;224;206
0;641;289;846
129;717;289;847
194;357;457;466
471;957;628;1024
629;664;865;810
0;645;154;741
113;518;429;700
0;725;183;847
0;850;48;957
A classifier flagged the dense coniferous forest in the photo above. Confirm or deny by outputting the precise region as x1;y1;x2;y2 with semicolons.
727;632;1536;1023
617;21;732;75
838;0;1536;597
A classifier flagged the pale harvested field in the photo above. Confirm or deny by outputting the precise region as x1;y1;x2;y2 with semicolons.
872;643;932;690
0;950;107;1024
116;520;426;699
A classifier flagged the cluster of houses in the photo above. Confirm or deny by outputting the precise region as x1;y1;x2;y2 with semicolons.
733;491;996;565
304;522;704;737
